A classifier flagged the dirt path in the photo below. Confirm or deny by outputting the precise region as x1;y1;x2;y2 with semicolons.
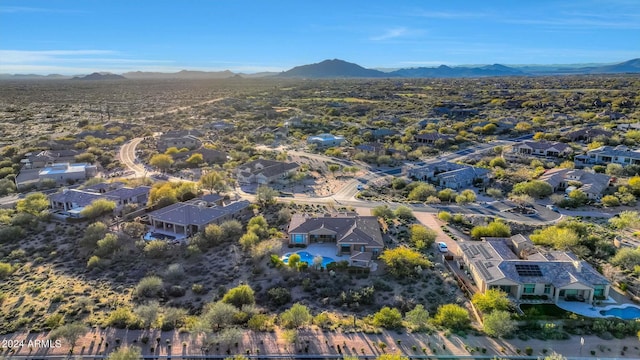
2;328;639;358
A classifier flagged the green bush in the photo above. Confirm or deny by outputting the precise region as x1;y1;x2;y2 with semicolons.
0;262;14;279
372;307;403;329
134;276;164;298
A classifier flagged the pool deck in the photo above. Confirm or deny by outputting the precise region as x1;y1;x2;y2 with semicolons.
145;228;187;241
281;243;378;271
556;299;640;319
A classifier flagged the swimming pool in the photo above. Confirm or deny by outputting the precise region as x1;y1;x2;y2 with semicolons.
282;251;336;268
600;305;640;320
144;232;176;241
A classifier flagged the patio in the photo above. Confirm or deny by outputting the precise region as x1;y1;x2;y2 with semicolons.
556;296;618;318
145;227;187;242
286;243;379;271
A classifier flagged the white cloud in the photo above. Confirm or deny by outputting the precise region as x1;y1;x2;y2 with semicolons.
370;27;425;41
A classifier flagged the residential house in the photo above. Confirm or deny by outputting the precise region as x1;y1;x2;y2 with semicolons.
414;132;454;145
205;120;235;131
21;149;86;169
616;123;640;132
49;185;150;218
564;128;613;143
147;199;251;238
460;235;610;304
417;118;440;128
433;107;479;119
511;140;573;158
538;168;611;200
355;143;385;156
287;213;384;266
596;110;626;120
369;128;398;140
236;159;299;184
157;130;203;152
407;161;489;190
38;163;98;184
574;145;640;167
307;133;345;147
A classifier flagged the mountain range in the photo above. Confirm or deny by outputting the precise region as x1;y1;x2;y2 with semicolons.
1;58;639;80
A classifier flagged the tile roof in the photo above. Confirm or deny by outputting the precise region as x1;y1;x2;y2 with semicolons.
539;168;611;195
460;237;609;288
238;159;298;179
516;140;571;152
288;213;383;248
49;189;115;208
148;200;250;226
587;145;640;160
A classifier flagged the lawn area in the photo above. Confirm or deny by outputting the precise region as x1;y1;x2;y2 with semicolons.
519;303;574;319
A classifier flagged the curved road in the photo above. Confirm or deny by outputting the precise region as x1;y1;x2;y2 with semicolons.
119;137;614;225
118;137;146;176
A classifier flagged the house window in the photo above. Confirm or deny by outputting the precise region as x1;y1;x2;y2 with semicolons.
594;286;604;297
523;284;536;294
544;284;551;294
292;234;305;244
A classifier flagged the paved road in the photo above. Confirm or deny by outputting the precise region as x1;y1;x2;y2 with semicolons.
118;136;613;226
118;137;146;176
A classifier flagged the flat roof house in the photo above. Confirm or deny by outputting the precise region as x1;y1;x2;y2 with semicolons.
147;199;251;238
38;163;97;184
307;133;345;147
287;213;384;267
21;149;86;169
460;235;610;304
49;185;151;218
414;132;454;145
236;159;299;185
575;145;640;167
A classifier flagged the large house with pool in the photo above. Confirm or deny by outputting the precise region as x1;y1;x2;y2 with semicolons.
287;213;384;266
459;234;611;305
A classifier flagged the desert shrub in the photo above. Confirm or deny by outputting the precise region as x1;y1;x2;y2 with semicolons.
144;240;168;258
267;287;292;307
372;307;403;329
222;284;255;308
164;263;186;283
135;276;164;298
0;262;14;279
106;307;139;328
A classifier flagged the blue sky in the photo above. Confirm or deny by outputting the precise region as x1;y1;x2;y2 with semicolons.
1;0;639;74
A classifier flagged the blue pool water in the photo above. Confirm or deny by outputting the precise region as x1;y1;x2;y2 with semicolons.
600;305;640;320
144;232;176;241
282;251;336;268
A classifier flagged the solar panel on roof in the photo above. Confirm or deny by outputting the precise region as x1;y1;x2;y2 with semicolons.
478;246;493;259
515;264;543;277
477;262;494;280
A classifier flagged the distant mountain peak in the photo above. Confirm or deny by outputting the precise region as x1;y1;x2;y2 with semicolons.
72;72;126;80
277;59;392;78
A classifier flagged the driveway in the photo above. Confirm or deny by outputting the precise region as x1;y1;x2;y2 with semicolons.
413;212;461;256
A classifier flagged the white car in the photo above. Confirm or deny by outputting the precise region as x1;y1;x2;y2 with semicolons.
437;242;449;253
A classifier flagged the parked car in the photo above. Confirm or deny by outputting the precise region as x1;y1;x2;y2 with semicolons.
356;184;365;191
546;204;559;212
437;242;449;253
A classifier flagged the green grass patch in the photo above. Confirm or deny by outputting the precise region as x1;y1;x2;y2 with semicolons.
519;303;574;319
